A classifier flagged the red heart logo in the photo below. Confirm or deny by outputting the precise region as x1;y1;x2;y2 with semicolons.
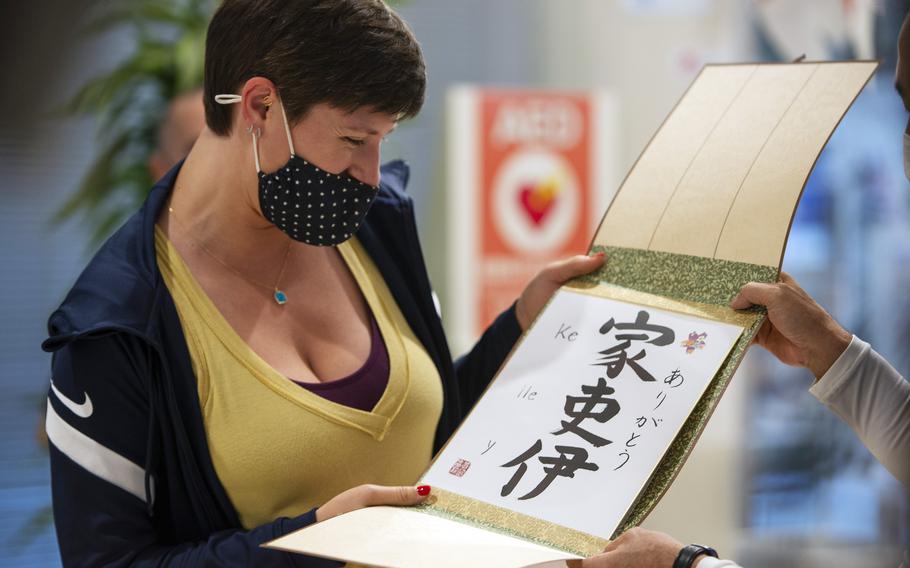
518;179;558;226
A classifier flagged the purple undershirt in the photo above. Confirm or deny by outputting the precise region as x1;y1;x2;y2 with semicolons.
294;313;390;411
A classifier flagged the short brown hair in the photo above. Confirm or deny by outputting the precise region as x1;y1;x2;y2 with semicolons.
204;0;426;136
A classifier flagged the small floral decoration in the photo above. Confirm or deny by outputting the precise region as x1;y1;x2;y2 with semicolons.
681;331;707;354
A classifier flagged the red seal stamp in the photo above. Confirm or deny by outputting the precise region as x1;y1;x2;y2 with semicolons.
449;458;471;477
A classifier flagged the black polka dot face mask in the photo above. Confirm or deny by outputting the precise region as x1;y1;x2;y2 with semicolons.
258;155;379;247
215;94;380;247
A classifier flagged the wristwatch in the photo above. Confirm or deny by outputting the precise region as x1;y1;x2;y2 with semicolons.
673;543;719;568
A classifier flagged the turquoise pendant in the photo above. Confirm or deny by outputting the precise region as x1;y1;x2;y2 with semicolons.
274;290;288;305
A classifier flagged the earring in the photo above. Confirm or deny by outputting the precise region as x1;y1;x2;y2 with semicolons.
262;94;273;109
246;124;253;135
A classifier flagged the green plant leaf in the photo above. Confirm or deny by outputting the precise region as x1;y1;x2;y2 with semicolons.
83;0;209;35
174;31;206;93
56;0;216;246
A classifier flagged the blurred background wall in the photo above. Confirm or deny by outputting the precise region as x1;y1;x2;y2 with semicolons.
1;0;908;566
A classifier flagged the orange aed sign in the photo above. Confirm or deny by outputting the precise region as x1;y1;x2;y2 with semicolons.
480;92;593;332
446;87;617;351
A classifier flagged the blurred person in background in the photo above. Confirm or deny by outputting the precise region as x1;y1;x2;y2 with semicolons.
42;0;605;566
571;9;910;568
147;88;206;181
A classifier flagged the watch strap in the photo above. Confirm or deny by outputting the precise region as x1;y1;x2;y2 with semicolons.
673;544;719;568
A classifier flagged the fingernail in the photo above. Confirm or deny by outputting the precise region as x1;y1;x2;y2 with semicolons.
590;251;605;258
417;485;431;496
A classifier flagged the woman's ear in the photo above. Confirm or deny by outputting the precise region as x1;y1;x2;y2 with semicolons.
239;77;276;131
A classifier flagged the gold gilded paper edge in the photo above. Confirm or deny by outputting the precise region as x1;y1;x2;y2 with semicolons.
417;487;607;557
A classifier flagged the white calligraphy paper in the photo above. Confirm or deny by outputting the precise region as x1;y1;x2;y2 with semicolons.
422;288;743;538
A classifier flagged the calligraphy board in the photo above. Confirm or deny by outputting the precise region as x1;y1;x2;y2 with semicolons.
266;61;878;567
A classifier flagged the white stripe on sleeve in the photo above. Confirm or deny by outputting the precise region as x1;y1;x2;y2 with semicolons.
46;399;148;503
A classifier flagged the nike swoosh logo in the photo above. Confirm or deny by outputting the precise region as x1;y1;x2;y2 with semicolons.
50;381;94;418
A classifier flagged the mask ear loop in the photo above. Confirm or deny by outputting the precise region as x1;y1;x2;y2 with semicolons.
248;125;263;172
214;94;242;105
277;100;297;157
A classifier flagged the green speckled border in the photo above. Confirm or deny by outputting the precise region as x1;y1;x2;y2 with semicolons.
583;246;779;306
417;487;607;557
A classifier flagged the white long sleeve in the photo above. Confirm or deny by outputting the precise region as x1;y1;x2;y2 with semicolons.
810;335;910;487
697;556;743;568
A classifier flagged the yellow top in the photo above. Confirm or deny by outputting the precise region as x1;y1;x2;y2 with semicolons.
155;227;443;529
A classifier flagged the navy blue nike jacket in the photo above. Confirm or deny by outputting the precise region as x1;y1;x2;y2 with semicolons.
42;160;522;567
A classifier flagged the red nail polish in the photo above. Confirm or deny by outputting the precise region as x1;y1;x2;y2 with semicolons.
417;485;431;496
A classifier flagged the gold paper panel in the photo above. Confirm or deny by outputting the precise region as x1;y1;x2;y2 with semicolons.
714;61;878;265
593;61;878;269
593;65;756;250
648;64;817;256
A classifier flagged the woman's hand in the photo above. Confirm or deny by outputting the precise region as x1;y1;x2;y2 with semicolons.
730;272;852;379
315;484;431;522
515;253;606;331
566;527;690;568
